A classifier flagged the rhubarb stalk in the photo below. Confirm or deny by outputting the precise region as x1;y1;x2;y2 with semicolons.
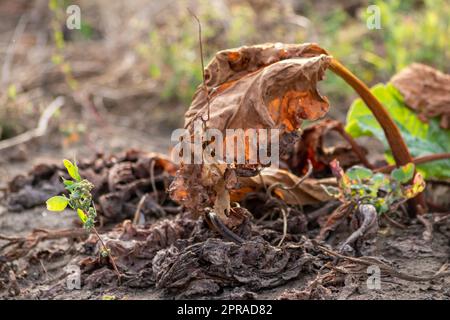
329;58;426;214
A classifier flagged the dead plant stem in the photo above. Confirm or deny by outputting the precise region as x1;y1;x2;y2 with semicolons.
92;227;122;282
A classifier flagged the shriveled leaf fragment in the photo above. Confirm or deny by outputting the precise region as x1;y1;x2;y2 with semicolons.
346;83;450;179
231;168;335;205
170;163;225;216
391;63;450;129
404;173;426;199
171;43;333;219
153;238;313;294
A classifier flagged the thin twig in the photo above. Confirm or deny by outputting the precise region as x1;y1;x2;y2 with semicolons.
188;9;210;123
434;212;450;225
2;14;29;85
92;227;122;282
206;210;244;244
39;259;50;281
382;213;407;229
0;96;65;150
416;205;433;242
313;241;450;282
333;123;373;169
132;194;148;225
150;159;159;203
277;208;288;247
375;153;450;173
266;160;313;199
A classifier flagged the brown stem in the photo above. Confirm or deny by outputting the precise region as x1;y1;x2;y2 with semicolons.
329;58;426;215
375;153;450;173
329;58;412;165
188;9;210;123
333;123;374;169
92;227;122;282
205;210;244;244
132;194;148;225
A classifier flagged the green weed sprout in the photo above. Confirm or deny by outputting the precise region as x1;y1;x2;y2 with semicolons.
322;160;426;214
46;159;121;280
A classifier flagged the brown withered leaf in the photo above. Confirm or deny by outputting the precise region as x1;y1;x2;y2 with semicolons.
171;43;333;220
231;168;335;205
282;119;367;176
185;43;331;133
153;237;315;296
391;63;450;129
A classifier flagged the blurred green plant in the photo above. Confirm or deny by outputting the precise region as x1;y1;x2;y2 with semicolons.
368;0;449;74
135;1;287;104
346;83;450;179
319;0;450;108
48;0;78;90
46;0;449;112
322;160;425;214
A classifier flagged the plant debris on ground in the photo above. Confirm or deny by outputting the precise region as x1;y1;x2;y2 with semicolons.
0;1;449;300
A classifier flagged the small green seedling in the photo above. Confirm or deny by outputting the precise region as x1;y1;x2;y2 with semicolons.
47;159;96;230
322;160;426;214
320;160;426;253
46;159;121;279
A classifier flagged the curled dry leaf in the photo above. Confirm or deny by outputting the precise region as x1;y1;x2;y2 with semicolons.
185;43;331;133
170;43;332;220
153;238;315;296
230;167;335;205
391;63;450;129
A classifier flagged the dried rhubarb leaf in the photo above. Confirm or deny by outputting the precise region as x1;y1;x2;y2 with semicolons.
231;168;335;205
153;238;312;295
185;43;331;134
171;43;333;219
391;63;450;129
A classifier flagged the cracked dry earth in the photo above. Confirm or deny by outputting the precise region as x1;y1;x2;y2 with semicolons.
0;149;449;300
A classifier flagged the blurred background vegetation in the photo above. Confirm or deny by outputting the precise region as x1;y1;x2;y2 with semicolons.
132;0;450;108
0;0;448;158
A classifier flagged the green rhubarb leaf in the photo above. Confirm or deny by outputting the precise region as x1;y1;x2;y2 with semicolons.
345;83;450;179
